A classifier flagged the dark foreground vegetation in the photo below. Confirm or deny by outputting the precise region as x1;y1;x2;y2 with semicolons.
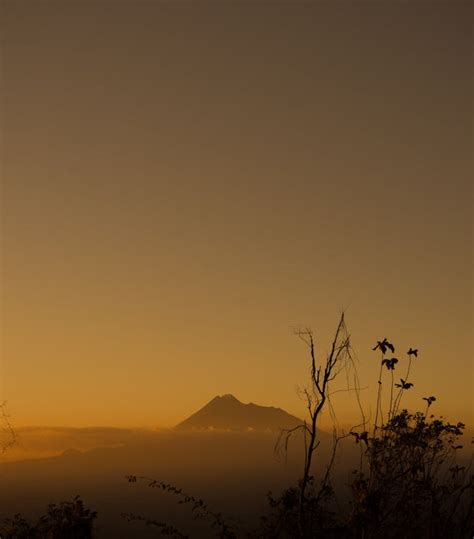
0;497;96;539
1;315;473;538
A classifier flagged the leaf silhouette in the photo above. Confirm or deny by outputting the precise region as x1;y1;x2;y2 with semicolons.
373;338;395;355
395;379;413;390
382;357;398;370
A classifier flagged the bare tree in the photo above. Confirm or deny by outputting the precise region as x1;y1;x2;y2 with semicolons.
276;312;354;536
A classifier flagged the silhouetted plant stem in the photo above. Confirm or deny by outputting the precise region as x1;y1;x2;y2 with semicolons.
124;475;236;538
388;369;395;421
298;331;321;536
394;356;412;415
292;313;351;537
373;357;384;434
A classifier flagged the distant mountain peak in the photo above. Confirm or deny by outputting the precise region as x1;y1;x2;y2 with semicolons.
176;395;302;432
212;393;239;402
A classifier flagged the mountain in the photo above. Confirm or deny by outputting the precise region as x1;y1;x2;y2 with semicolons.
175;394;303;432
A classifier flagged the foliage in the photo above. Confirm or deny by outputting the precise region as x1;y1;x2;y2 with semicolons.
0;496;97;539
261;329;474;538
0;514;37;539
259;477;341;538
348;411;473;538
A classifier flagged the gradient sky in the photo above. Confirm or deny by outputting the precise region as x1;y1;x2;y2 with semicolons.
1;1;472;428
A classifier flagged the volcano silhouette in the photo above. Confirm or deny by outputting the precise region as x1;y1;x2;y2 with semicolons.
176;394;303;432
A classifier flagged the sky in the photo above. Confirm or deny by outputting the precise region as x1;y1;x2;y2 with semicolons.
1;0;472;428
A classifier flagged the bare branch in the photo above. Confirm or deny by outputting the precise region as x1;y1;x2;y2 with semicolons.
0;402;16;454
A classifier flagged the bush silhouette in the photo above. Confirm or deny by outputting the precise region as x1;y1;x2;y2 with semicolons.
262;410;472;538
348;411;472;538
0;496;97;539
261;325;473;538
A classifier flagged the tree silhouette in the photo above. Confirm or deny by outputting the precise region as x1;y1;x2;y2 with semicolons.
275;313;354;535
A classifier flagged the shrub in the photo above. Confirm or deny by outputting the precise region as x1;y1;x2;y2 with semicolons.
0;496;97;539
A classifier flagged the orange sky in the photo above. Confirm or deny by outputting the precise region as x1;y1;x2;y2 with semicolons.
1;1;472;429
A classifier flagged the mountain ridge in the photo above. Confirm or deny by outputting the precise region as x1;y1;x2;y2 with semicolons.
176;394;303;432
